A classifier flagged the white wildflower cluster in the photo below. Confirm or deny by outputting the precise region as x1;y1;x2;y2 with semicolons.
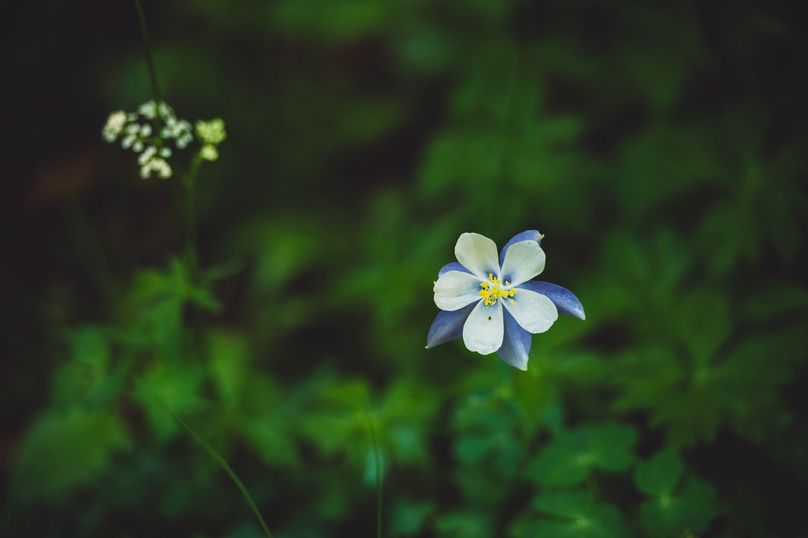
101;100;194;180
103;101;227;179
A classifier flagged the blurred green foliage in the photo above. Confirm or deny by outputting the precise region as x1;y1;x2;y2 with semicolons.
3;0;808;536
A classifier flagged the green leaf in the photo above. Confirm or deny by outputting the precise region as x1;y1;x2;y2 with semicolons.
639;477;721;536
12;408;128;501
391;499;434;537
634;447;683;497
520;490;629;538
136;362;206;441
533;490;594;519
245;416;299;467
66;326;109;367
435;511;492;538
528;423;637;487
51;326;123;407
207;330;249;410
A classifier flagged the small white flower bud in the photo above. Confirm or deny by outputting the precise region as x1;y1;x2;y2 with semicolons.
138;146;156;165
102;111;127;142
139;101;156;119
200;144;219;161
122;135;135;149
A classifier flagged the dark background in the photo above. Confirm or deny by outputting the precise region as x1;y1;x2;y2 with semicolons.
2;1;808;536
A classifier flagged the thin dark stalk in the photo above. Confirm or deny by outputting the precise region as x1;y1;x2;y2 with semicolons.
182;156;202;273
364;409;383;538
131;0;198;270
131;0;162;108
153;394;274;538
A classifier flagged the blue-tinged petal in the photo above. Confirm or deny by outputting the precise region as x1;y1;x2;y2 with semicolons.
425;302;476;349
503;286;558;333
499;230;543;267
497;309;532;370
518;281;586;320
438;261;472;278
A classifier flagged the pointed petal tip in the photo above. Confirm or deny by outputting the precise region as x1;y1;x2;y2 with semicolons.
568;308;585;321
509;353;529;371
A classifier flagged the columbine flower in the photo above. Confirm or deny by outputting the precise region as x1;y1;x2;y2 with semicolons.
426;230;585;370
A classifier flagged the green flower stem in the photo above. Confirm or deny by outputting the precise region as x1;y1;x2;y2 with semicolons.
181;155;202;274
364;409;383;538
152;392;274;538
131;0;162;116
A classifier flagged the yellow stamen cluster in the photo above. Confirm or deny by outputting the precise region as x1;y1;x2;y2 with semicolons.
479;273;516;306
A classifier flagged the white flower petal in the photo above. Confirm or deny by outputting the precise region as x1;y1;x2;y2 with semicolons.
463;300;504;355
500;240;546;287
455;232;500;279
433;270;482;311
503;287;558;334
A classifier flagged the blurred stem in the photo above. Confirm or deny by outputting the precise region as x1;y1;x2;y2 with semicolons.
364;409;383;538
153;392;274;538
181;155;202;274
131;0;162;110
131;0;198;271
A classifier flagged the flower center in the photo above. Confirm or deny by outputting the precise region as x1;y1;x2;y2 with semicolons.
479;273;516;306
